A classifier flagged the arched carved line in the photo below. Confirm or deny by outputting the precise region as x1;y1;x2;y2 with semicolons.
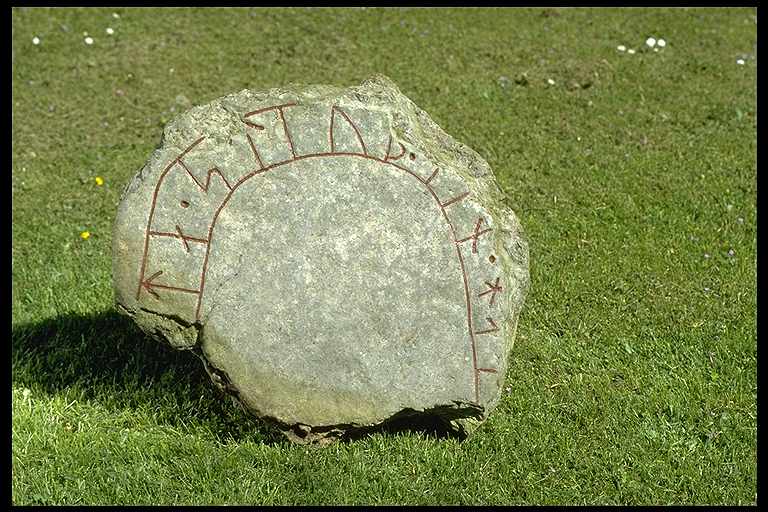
138;132;487;403
189;152;481;403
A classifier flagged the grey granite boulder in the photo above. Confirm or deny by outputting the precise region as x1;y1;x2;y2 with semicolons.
112;75;529;444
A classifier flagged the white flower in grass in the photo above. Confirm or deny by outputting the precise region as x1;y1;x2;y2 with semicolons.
737;58;745;65
646;37;656;47
627;48;636;54
113;12;120;19
657;39;666;48
617;44;626;52
84;36;94;45
547;78;555;85
32;36;40;45
106;27;114;35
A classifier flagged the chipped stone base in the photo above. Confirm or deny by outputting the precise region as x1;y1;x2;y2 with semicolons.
118;304;199;351
118;303;487;445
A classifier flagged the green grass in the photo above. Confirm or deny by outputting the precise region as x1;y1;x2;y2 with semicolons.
12;6;756;505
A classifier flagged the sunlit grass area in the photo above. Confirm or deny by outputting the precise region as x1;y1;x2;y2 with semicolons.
12;7;756;505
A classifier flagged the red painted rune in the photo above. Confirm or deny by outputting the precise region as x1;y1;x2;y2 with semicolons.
478;277;502;306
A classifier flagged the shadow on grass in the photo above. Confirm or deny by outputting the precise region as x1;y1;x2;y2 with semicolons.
12;309;284;444
12;310;464;445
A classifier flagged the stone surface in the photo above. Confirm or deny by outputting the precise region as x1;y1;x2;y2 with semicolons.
112;75;530;443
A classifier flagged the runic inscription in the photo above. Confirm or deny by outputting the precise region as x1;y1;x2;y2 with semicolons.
114;77;529;443
134;103;505;404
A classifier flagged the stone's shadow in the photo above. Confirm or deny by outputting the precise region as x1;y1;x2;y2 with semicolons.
341;412;469;443
12;309;468;446
11;310;283;445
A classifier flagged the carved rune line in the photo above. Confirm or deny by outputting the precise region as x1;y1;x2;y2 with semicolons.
384;138;406;162
440;191;470;209
475;317;499;335
177;160;232;192
425;168;439;184
330;106;368;155
140;270;200;299
478;277;502;306
456;217;492;254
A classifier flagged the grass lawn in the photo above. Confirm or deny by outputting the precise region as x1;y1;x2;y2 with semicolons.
11;6;756;505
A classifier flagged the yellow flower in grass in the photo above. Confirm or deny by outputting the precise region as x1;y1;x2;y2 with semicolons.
94;176;104;186
80;231;91;240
